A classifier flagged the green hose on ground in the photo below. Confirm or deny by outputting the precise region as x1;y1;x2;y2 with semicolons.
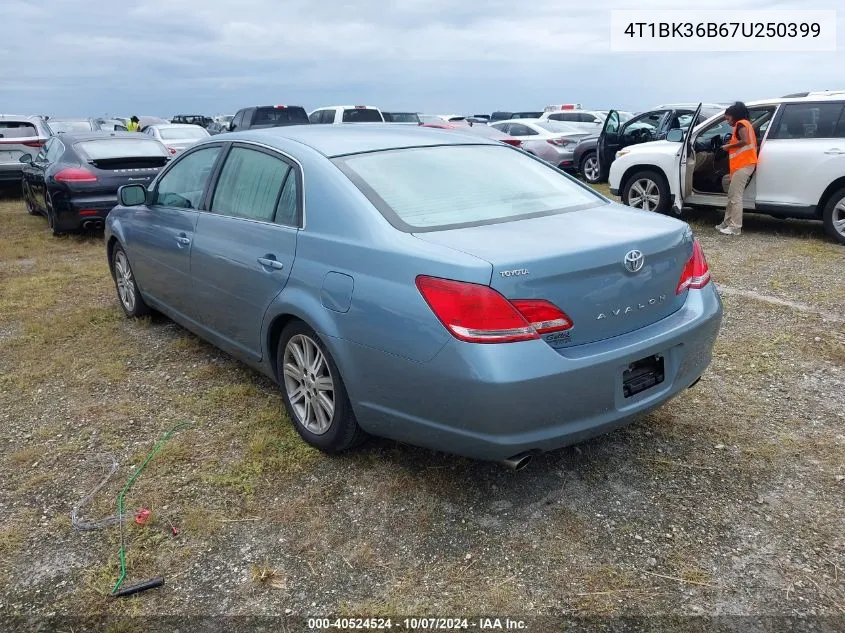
111;422;190;597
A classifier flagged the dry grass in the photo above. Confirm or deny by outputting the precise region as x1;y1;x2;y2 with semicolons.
0;188;842;618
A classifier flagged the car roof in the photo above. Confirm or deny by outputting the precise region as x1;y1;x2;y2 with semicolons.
314;105;381;110
226;124;499;157
151;123;204;129
51;131;154;143
0;114;44;121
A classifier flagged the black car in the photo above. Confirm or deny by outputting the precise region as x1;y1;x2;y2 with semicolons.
575;106;721;184
489;111;514;122
171;114;213;127
510;111;543;119
228;105;309;131
20;131;170;235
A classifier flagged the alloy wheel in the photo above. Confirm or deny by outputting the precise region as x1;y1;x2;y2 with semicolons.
628;178;661;211
583;155;600;182
833;198;845;238
113;251;136;313
283;334;335;435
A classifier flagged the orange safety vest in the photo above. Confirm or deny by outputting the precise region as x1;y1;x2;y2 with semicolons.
728;119;757;175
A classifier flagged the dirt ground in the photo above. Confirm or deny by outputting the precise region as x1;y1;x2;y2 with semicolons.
0;184;843;627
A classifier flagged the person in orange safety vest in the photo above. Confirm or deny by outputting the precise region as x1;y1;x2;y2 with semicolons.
717;102;757;236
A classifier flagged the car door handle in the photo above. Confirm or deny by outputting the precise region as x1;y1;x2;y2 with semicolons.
824;148;845;155
257;257;284;270
175;236;191;246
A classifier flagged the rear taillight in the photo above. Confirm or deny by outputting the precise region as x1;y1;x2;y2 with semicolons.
54;167;98;183
676;239;711;294
415;276;572;344
502;138;522;147
22;140;45;148
547;138;573;147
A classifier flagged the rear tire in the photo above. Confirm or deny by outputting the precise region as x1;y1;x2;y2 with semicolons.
580;152;602;184
24;184;39;216
45;193;65;236
111;244;151;318
821;187;845;245
621;169;671;214
277;321;365;454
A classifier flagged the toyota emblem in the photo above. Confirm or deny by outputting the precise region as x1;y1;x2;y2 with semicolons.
623;250;644;273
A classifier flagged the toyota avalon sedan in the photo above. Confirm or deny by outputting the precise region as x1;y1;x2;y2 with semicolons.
105;125;722;468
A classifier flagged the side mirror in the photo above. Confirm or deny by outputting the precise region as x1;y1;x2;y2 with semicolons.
666;129;685;142
118;184;147;206
19;154;33;163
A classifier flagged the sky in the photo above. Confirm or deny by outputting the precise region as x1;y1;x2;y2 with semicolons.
1;0;843;118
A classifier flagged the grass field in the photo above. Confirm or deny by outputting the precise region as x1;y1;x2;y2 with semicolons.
0;186;843;618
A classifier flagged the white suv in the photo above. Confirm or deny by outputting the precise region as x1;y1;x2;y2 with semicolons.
539;110;606;133
608;93;845;244
308;105;384;124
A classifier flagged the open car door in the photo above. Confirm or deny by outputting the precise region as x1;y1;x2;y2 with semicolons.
596;110;620;179
675;103;702;212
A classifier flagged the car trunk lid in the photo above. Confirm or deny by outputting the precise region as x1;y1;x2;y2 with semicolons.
413;207;693;348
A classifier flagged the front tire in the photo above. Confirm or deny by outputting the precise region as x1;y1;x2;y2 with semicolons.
111;244;150;318
277;321;365;454
580;152;602;184
621;169;671;214
45;193;65;236
822;187;845;245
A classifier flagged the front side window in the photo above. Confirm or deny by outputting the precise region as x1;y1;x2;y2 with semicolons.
770;102;845;139
696;107;776;145
336;144;603;232
211;147;290;222
151;146;222;209
45;139;63;162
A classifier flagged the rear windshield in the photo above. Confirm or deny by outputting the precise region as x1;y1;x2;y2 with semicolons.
342;108;383;123
76;139;169;160
250;107;309;126
48;120;95;134
0;122;38;138
336;145;602;232
159;127;208;140
385;113;420;123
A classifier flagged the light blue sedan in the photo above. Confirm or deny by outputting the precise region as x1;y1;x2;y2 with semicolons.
105;124;722;469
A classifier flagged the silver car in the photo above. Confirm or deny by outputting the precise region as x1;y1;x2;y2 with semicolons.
0;115;51;185
490;119;590;171
143;123;210;155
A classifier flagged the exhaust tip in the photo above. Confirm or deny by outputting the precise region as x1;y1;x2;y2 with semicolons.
501;452;534;471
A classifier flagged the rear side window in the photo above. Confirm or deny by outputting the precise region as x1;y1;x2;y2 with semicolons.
771;102;845;139
250;107;309;127
152;146;222;209
76;139;169;159
0;121;38;138
211;147;290;222
507;123;538;136
342;108;383;123
336;145;601;232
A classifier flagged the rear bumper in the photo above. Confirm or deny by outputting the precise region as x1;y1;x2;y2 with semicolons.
0;164;24;183
53;192;117;230
339;285;722;461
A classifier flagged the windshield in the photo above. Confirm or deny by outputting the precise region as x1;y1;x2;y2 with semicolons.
336;145;602;232
536;121;582;135
76;139;169;159
342;108;384;123
251;107;309;126
159;127;209;140
48;120;94;134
